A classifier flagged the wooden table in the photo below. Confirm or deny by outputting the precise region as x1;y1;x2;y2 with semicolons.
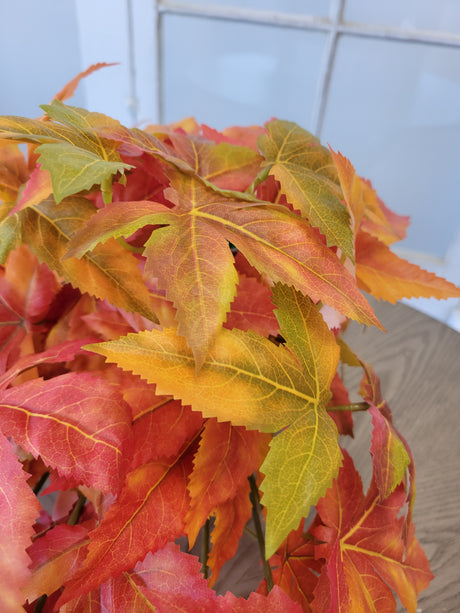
216;300;460;611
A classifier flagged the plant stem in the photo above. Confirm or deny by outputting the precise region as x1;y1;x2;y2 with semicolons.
248;474;273;592
68;490;87;526
200;518;210;579
33;594;48;613
328;401;369;412
32;471;50;496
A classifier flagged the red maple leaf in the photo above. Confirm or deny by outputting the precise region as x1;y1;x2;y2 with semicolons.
312;451;433;613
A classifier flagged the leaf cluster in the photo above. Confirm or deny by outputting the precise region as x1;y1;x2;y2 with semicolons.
0;66;458;611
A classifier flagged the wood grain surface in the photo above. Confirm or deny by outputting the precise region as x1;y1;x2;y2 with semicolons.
215;300;460;611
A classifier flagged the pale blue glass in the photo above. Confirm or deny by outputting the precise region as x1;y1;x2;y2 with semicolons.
0;1;84;118
162;15;327;130
321;35;460;258
344;0;460;34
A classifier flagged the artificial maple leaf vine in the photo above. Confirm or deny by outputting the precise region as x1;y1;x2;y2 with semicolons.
0;65;459;611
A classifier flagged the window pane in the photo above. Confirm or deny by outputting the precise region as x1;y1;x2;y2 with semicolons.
162;15;326;130
344;0;460;34
321;36;460;259
167;0;330;16
0;1;84;117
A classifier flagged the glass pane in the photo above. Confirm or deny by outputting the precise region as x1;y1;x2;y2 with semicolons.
0;1;84;118
162;15;327;130
168;0;330;17
344;0;460;34
321;36;460;259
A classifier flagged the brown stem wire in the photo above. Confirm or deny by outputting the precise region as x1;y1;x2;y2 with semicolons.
200;518;210;579
248;474;273;592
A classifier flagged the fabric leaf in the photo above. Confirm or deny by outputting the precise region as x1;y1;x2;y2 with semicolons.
0;372;133;493
0;434;40;613
264;518;323;611
19;196;158;322
58;453;193;606
87;283;343;557
24;524;89;603
261;409;341;558
258;120;353;260
185;419;270;547
356;230;460;302
36;142;132;204
312;451;433;613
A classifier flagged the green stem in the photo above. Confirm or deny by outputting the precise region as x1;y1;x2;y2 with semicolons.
248;474;273;592
68;490;87;526
200;518;210;579
116;236;145;254
33;471;50;496
33;594;48;613
328;402;369;412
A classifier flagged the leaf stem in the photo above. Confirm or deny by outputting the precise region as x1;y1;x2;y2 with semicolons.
32;471;50;496
328;401;369;412
200;518;210;579
68;490;87;526
248;474;273;592
33;594;48;613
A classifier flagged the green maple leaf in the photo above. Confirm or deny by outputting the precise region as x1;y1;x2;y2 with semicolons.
258;119;354;260
85;283;342;556
0;101;133;204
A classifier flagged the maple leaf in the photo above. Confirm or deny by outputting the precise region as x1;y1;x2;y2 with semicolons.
185;418;270;548
72;542;302;612
356;230;460;302
224;273;280;337
0;101;133;204
17;196;159;322
329;148;410;245
58;448;195;605
186;419;269;542
0;142;28;202
358;361;415;528
0;244;61;373
261;518;323;611
67;164;380;367
0;372;133;493
167;131;263;191
23;524;89;603
0;201;20;264
260;284;343;556
207;489;253;587
258;120;353;260
202;123;267;151
0;433;41;613
86;283;343;557
0;338;96;390
11;165;53;215
124;376;203;468
330;148;409;246
52;62;118;104
312;451;433;613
